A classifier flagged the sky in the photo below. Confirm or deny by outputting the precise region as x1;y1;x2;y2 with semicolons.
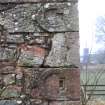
79;0;105;55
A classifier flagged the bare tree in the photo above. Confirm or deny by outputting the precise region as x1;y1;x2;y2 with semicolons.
81;65;105;105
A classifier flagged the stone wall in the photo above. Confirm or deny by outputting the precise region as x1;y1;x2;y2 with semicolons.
0;0;80;105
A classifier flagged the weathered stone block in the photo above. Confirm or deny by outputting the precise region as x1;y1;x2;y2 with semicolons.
49;101;80;105
5;33;52;48
0;32;79;67
7;34;24;44
30;100;80;105
0;100;18;105
1;85;21;98
0;2;78;32
18;44;46;67
3;74;15;85
0;0;78;3
0;48;17;61
45;32;80;67
0;65;15;73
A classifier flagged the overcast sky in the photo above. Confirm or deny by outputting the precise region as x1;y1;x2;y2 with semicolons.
79;0;105;55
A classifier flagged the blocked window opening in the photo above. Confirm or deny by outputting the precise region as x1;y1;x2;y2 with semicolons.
59;77;65;90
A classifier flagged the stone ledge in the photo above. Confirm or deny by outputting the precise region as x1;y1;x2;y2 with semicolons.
0;66;80;73
0;0;78;3
0;100;80;105
0;32;79;68
48;101;80;105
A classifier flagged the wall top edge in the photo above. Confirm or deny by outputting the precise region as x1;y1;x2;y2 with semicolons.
0;0;78;3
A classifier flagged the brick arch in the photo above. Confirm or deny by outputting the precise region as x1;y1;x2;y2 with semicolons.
40;69;60;80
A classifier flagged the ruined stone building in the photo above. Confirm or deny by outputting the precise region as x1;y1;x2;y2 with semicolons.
0;0;80;105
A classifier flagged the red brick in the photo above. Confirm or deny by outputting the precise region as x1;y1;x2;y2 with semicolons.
44;74;59;98
31;88;41;98
20;44;46;57
42;68;80;100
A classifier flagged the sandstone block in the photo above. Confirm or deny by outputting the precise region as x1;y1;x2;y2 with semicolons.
1;85;21;98
18;44;46;67
0;100;18;105
0;3;78;32
45;32;80;67
0;48;16;61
